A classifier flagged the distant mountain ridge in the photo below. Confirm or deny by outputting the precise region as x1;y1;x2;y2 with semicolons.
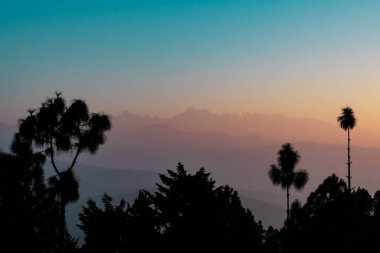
3;108;380;198
2;107;379;148
2;107;374;198
109;124;271;150
112;107;380;147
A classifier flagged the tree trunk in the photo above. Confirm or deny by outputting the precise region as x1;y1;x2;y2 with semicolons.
347;128;351;192
59;194;66;252
286;185;290;253
347;128;352;253
286;185;290;225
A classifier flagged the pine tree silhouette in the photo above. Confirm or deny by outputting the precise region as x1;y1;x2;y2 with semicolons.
14;92;111;250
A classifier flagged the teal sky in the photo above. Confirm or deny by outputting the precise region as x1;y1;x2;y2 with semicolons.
1;0;380;127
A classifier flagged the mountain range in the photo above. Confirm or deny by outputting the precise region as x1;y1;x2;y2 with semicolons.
73;107;380;196
2;107;380;239
2;107;380;195
2;107;380;197
111;107;380;147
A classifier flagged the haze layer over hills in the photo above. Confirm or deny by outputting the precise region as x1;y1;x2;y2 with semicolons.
2;107;380;198
2;107;380;231
61;107;380;200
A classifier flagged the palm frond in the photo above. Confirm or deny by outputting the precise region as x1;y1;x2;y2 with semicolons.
294;170;309;190
337;106;356;131
268;164;282;186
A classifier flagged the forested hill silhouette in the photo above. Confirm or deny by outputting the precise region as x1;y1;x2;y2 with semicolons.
3;147;380;252
62;163;285;240
78;163;264;253
75;163;380;252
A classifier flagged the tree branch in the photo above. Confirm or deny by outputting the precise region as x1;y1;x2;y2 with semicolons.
68;145;81;172
50;136;61;176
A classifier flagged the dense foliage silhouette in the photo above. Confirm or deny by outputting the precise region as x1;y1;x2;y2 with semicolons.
78;191;159;253
78;163;264;253
285;174;378;253
0;148;58;252
12;92;111;250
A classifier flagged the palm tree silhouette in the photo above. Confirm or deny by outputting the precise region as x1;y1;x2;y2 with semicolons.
337;106;356;192
268;143;308;225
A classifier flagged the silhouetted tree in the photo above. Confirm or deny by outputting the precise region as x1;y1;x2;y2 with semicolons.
124;190;160;253
337;106;357;192
78;191;160;253
78;163;264;253
286;174;377;253
153;163;263;253
78;194;128;253
0;137;59;252
268;143;308;225
372;190;380;244
263;226;283;253
14;92;111;249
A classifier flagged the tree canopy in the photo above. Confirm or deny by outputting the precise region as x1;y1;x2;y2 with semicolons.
78;163;264;253
268;143;308;225
12;92;111;250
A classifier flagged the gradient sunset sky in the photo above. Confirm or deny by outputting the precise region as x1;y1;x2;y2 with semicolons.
1;1;380;129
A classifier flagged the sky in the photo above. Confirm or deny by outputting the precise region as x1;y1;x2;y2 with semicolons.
1;0;380;130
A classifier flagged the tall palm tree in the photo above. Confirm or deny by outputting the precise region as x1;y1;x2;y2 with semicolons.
268;143;308;225
337;106;357;192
